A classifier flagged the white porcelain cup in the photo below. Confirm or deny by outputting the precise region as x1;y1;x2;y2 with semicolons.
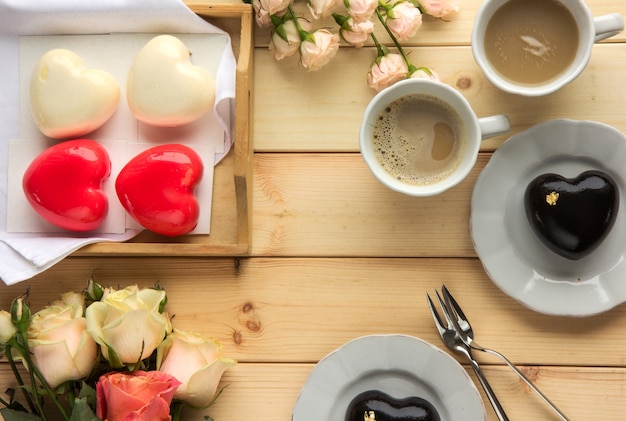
360;79;510;197
472;0;624;96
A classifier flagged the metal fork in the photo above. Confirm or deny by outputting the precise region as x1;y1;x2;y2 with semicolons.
427;290;510;421
440;285;570;421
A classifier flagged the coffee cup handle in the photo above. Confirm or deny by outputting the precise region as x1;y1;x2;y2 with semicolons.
594;13;624;43
479;115;510;140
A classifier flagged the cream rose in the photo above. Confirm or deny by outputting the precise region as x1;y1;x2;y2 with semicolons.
86;285;171;367
27;292;97;388
0;310;17;359
157;330;236;408
0;310;16;346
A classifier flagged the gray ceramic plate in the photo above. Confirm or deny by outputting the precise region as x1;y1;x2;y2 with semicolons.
471;119;626;316
292;334;485;420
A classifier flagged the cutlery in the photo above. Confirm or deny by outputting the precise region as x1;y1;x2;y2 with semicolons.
440;285;570;421
427;290;510;421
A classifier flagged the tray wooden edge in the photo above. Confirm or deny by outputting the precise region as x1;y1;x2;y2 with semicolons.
75;3;254;257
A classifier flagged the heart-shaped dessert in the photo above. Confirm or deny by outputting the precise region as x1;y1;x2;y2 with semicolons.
22;139;111;232
524;170;619;260
30;49;120;139
115;144;203;236
126;35;216;127
345;390;440;421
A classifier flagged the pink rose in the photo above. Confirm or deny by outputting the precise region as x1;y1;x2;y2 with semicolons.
307;0;342;19
339;18;375;48
270;20;302;60
418;0;460;18
259;0;292;16
345;0;378;22
252;0;273;28
96;371;181;421
367;53;409;91
386;1;423;41
252;0;291;27
409;66;439;81
300;29;340;71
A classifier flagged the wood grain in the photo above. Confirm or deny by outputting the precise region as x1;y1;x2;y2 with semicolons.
254;44;626;152
2;257;625;367
252;152;481;256
2;361;624;420
2;0;626;420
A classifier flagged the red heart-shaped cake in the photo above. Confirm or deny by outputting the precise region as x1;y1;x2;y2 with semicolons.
115;144;203;236
22;139;111;232
524;170;619;260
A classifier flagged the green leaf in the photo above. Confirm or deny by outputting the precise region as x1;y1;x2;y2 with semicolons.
0;408;43;421
3;400;28;413
103;342;123;369
154;283;168;314
69;398;101;421
78;382;97;409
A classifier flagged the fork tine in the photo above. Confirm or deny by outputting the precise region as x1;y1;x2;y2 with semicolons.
425;293;446;336
441;285;472;344
434;290;457;330
442;284;469;324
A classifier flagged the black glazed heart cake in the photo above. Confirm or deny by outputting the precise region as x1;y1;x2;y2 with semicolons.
345;390;440;421
524;170;619;260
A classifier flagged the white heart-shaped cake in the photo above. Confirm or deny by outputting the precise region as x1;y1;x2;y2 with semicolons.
30;49;120;139
126;35;216;127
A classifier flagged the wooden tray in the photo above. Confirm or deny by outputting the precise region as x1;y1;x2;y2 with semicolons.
76;3;254;256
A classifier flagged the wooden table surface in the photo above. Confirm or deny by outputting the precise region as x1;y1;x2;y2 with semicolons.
3;0;626;419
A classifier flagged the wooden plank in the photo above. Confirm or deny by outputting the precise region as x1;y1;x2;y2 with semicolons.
251;152;483;257
1;362;624;420
2;256;625;367
252;0;626;47
204;364;626;421
253;44;626;152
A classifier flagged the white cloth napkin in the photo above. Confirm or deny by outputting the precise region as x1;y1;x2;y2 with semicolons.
0;0;237;285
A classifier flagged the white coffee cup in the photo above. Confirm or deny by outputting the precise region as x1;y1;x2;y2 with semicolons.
360;79;510;197
472;0;624;97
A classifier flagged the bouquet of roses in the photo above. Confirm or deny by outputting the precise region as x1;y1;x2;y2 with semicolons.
249;0;460;90
0;276;236;421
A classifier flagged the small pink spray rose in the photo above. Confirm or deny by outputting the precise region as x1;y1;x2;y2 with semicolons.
418;0;460;18
386;1;423;41
300;29;341;71
367;52;409;91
